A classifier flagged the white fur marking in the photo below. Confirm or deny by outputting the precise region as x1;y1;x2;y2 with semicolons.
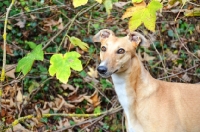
112;74;135;132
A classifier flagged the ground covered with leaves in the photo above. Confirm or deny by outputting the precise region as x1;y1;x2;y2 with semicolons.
0;0;200;132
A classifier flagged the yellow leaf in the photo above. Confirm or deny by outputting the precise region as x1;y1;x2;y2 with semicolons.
73;0;88;8
122;6;145;19
95;0;102;3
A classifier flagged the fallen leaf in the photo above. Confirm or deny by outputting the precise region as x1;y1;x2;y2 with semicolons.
143;52;155;61
7;124;29;132
16;89;23;103
87;67;98;78
15;12;27;28
84;91;101;107
182;73;191;82
197;50;200;58
114;2;130;8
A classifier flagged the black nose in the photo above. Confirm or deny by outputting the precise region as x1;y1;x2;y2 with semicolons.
97;66;107;74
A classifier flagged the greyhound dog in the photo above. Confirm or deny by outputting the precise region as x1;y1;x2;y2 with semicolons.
93;29;200;132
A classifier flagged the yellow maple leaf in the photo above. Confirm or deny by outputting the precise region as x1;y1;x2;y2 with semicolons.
73;0;88;8
122;6;145;19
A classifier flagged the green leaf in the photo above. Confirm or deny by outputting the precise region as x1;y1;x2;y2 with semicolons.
64;52;82;71
132;0;143;3
25;41;37;49
49;52;83;84
103;0;113;15
31;44;44;60
148;0;163;12
73;0;88;7
16;44;44;75
68;36;89;51
94;106;101;114
16;56;34;75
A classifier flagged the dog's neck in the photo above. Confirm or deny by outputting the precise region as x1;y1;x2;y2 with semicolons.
111;55;158;131
112;55;158;100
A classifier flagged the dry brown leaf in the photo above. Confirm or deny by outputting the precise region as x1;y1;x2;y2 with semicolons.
61;84;75;90
87;67;98;78
197;50;200;58
16;89;23;103
57;17;64;30
15;12;27;28
56;119;71;130
7;124;29;132
84;91;101;107
72;117;85;123
182;73;191;82
0;44;14;56
5;64;16;78
143;52;155;62
114;2;130;8
166;50;178;60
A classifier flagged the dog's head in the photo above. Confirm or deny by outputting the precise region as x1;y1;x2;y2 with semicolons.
93;29;150;78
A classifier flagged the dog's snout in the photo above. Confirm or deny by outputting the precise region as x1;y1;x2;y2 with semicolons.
97;66;107;74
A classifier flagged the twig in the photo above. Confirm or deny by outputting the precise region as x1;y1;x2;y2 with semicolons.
4;106;122;132
174;29;200;61
158;65;199;80
53;106;122;132
0;0;15;130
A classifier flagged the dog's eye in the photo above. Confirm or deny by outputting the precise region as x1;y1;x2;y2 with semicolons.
101;46;106;52
117;48;125;54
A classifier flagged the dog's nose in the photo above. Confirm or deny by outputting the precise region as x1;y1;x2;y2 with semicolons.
97;66;107;74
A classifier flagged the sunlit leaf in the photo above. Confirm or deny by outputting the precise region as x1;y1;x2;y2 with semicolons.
49;52;83;83
129;10;142;31
103;0;113;15
128;0;162;31
147;0;163;12
73;0;88;7
122;6;145;19
69;36;89;52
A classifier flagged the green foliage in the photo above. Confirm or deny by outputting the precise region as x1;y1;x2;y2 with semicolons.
49;52;83;84
94;106;101;114
100;79;113;90
16;44;44;75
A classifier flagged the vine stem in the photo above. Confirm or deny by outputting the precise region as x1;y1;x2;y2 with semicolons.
0;0;15;130
3;106;122;132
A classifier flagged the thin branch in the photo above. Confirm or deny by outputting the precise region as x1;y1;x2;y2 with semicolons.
0;0;15;130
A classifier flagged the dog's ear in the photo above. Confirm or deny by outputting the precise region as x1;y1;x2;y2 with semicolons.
93;29;115;42
128;32;150;48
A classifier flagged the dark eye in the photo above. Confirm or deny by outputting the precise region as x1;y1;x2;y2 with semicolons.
117;48;125;54
101;46;106;52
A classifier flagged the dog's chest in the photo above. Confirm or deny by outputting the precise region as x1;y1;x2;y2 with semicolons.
112;74;140;132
